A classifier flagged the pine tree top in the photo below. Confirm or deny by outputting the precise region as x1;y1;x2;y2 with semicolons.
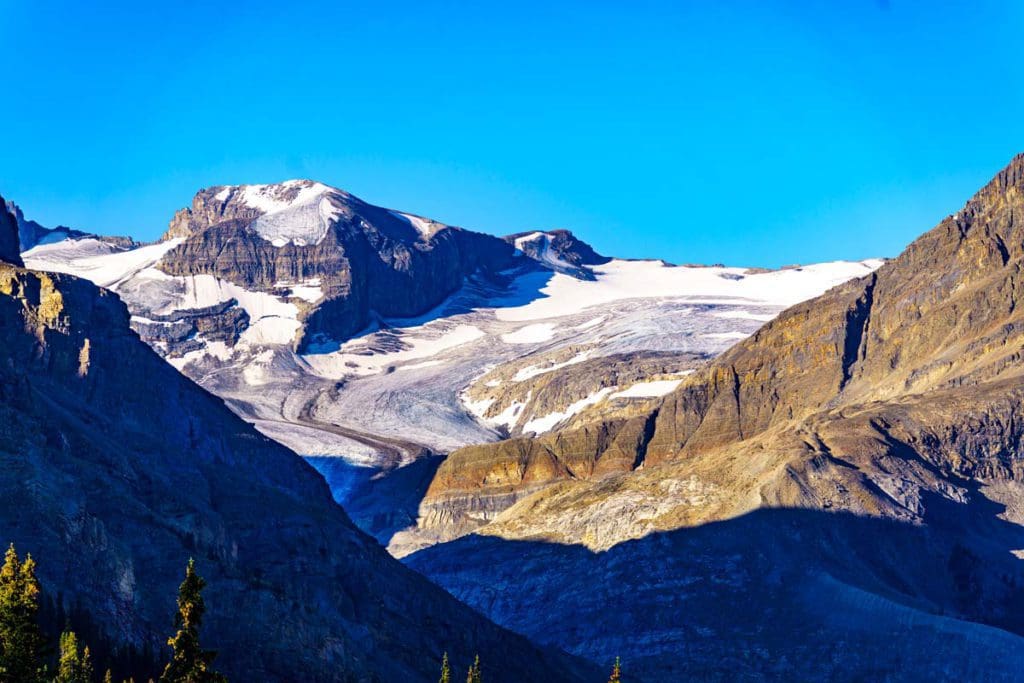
160;559;226;683
439;651;451;683
608;656;622;683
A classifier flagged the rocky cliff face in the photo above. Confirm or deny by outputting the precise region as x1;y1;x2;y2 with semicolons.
407;153;1024;680
629;152;1024;467
0;200;594;682
0;194;22;265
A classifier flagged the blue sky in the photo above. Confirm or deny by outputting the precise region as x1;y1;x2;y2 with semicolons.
1;1;1022;267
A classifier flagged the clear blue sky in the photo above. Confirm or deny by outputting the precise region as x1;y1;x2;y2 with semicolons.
2;1;1022;267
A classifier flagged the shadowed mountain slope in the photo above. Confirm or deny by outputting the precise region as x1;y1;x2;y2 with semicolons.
409;507;1024;682
0;195;596;682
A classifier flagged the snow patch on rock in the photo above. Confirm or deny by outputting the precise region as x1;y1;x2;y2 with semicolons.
610;378;686;399
513;351;592;382
389;210;443;239
522;387;614;434
501;323;558;344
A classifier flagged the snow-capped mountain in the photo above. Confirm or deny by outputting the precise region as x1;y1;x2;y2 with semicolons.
20;182;881;545
0;195;595;682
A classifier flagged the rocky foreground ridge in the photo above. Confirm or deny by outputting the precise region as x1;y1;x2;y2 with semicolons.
407;154;1024;680
0;194;595;682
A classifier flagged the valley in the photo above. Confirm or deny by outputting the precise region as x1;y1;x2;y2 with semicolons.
9;156;1024;681
6;4;1019;680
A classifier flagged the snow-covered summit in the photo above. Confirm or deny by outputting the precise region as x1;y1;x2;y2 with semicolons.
213;179;342;212
165;179;459;249
201;180;345;247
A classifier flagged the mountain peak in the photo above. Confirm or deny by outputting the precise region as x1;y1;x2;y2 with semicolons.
163;179;353;243
208;179;346;210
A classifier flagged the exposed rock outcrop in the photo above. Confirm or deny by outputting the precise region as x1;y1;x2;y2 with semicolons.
0;193;23;265
504;229;610;280
463;348;704;437
133;299;250;354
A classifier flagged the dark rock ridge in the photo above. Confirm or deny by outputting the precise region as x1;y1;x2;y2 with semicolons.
0;200;596;681
504;229;609;280
158;182;597;351
409;152;1024;680
0;194;23;265
505;229;609;265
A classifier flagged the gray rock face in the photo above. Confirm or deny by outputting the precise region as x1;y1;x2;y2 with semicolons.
0;239;596;680
133;299;250;354
0;194;22;265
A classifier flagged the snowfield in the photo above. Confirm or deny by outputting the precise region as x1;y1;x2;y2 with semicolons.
492;258;883;322
23;238;183;288
23;234;882;469
500;322;558;344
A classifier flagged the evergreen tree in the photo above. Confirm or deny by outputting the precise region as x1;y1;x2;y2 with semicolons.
465;654;481;683
103;669;113;683
607;656;622;683
438;652;450;683
56;630;93;683
0;543;45;682
159;559;226;683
